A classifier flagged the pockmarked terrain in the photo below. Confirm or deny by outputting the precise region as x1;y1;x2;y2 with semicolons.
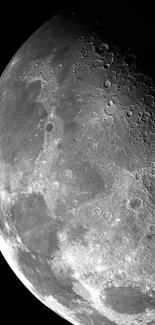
0;13;155;325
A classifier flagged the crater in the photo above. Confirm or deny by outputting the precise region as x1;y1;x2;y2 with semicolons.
129;197;142;210
46;122;54;132
102;211;112;220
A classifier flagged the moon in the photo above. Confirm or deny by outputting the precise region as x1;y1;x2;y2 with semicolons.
0;9;155;325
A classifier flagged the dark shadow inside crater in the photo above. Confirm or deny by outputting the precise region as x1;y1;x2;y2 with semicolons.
46;122;54;132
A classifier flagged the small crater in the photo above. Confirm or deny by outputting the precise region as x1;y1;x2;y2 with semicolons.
90;112;99;120
108;100;114;106
94;42;109;55
45;122;54;132
145;232;155;245
149;224;155;232
129;197;142;210
65;169;73;179
102;211;112;220
116;85;121;91
79;36;85;41
126;110;133;117
105;103;116;115
93;207;101;215
109;70;116;79
144;94;154;106
104;63;110;69
125;54;136;65
51;181;59;190
138;111;143;117
123;255;132;263
105;116;114;126
142;113;149;122
104;80;111;88
81;49;88;58
115;270;127;281
106;52;114;63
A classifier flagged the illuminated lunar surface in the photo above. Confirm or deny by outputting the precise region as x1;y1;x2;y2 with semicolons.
0;12;155;325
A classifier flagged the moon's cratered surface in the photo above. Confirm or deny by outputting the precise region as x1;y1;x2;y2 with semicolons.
0;12;155;325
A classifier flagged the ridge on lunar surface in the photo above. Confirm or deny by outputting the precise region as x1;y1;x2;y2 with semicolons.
0;12;155;325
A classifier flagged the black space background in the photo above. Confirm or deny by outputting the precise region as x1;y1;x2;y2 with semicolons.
0;1;155;324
